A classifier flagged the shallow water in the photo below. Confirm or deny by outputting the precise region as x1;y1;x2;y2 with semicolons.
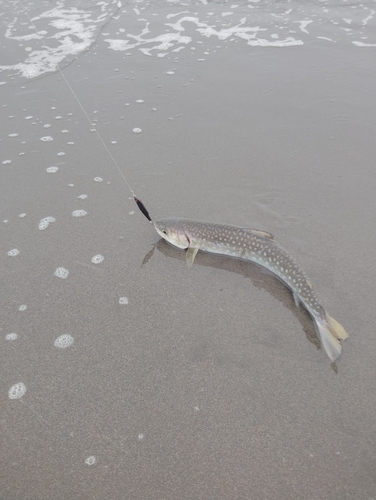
1;1;376;499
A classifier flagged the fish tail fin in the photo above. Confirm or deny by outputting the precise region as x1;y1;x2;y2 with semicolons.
315;314;349;362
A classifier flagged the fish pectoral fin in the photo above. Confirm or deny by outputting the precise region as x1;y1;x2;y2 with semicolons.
186;247;198;267
243;228;274;240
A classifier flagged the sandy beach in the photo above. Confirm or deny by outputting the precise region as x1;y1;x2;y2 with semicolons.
1;1;376;498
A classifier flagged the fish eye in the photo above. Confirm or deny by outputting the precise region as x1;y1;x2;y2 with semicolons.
162;229;168;235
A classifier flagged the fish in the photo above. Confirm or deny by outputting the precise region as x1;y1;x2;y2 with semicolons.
154;218;349;362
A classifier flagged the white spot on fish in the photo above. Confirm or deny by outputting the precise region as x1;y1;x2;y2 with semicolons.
54;334;74;348
54;267;69;279
8;382;26;399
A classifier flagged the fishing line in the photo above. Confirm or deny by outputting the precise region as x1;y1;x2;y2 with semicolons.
16;0;153;223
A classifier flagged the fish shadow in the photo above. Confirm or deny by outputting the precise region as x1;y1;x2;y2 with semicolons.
143;239;323;358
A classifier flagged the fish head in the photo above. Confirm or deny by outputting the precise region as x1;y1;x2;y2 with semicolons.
154;219;190;249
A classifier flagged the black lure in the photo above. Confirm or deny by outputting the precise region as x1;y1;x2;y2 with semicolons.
134;196;152;222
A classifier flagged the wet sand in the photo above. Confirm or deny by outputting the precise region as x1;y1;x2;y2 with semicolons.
1;1;376;499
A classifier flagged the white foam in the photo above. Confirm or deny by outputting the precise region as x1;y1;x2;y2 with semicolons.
8;382;26;399
46;166;59;173
40;136;53;141
94;177;103;182
119;297;128;305
9;133;18;137
18;305;27;311
77;194;87;199
352;41;376;47
2;160;11;165
72;210;87;217
54;334;74;348
133;128;142;133
6;333;18;341
57;152;65;156
247;37;303;47
38;216;56;230
54;267;69;279
91;254;104;264
1;5;112;78
8;248;20;256
44;123;51;128
85;456;96;465
19;213;26;218
295;20;313;34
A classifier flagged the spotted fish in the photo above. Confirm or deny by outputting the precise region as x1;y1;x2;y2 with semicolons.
154;218;349;362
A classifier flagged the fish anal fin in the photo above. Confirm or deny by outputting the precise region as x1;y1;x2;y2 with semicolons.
243;228;274;240
326;313;350;341
186;247;198;267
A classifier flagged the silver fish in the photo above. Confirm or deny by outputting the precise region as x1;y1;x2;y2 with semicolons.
154;218;349;362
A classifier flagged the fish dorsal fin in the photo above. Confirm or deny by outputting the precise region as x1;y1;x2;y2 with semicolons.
242;228;274;240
